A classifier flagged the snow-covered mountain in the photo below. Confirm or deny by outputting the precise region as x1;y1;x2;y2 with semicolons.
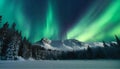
33;38;116;51
33;38;84;51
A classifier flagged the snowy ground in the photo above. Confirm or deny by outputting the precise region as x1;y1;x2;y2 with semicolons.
0;60;120;69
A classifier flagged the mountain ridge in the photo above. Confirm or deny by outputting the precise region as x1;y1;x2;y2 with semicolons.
33;38;117;51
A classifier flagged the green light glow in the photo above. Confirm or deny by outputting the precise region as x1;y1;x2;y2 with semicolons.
43;1;59;39
0;0;120;42
0;0;30;39
30;1;59;42
66;0;103;40
67;0;120;42
0;0;5;9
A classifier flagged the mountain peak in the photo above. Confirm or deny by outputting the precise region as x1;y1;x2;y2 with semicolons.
33;38;83;51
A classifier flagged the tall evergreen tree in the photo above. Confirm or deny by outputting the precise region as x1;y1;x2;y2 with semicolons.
115;35;120;46
12;23;16;30
86;46;93;59
0;16;2;23
0;37;3;59
103;41;108;47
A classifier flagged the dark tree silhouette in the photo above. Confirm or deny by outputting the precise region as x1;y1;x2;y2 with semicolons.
103;41;108;47
95;47;105;59
86;46;93;59
115;35;120;46
0;16;2;23
12;23;16;30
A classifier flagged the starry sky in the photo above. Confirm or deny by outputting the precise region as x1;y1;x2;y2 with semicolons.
0;0;120;43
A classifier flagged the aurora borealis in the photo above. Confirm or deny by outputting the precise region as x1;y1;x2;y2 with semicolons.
0;0;120;43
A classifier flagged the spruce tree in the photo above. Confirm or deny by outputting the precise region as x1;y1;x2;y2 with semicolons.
0;16;2;23
115;35;120;46
12;23;16;30
87;46;93;59
103;41;108;47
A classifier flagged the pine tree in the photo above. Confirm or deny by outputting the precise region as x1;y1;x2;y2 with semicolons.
12;23;16;30
21;37;31;59
115;35;120;46
6;34;21;60
103;41;108;47
3;22;9;29
0;16;2;23
0;23;10;60
87;46;93;59
0;37;3;59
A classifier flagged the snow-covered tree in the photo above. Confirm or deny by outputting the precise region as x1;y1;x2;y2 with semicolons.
6;34;21;60
0;37;3;59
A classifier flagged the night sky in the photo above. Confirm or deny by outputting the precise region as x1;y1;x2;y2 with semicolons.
0;0;120;43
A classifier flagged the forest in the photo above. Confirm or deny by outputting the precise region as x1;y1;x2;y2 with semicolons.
0;16;120;60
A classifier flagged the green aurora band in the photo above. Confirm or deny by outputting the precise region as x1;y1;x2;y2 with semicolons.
0;0;59;43
67;0;120;42
0;0;31;40
44;1;59;40
0;0;120;43
29;0;59;42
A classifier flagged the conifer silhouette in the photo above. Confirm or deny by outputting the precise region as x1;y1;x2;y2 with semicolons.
0;16;2;23
115;35;120;46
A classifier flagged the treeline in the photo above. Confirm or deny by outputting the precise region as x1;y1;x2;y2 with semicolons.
60;40;120;59
0;22;31;60
30;34;120;60
0;16;120;60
